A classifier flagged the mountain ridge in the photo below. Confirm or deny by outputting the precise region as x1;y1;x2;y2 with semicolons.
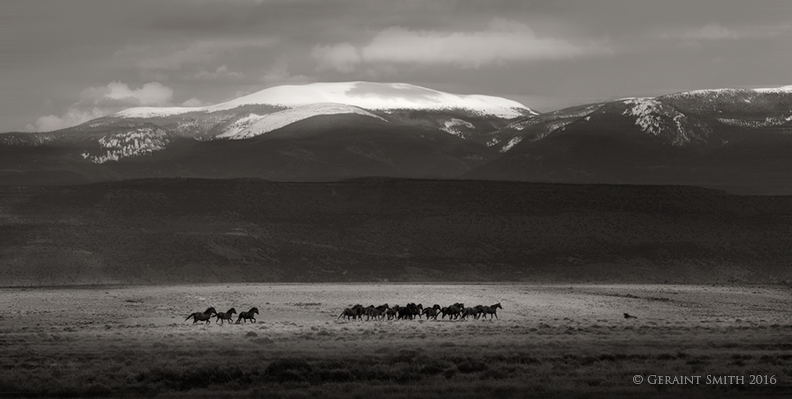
3;82;792;194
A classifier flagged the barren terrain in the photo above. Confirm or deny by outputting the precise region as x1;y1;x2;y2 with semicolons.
0;283;790;398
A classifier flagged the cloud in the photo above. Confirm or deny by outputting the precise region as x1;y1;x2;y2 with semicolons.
116;38;278;79
311;18;610;72
311;42;361;73
27;81;181;132
662;23;740;42
191;65;245;80
659;22;792;46
261;57;311;84
181;98;207;106
687;23;739;40
26;108;106;133
81;81;175;107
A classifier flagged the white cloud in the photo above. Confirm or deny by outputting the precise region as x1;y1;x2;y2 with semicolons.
27;81;180;132
26;108;106;132
87;81;174;106
311;18;610;72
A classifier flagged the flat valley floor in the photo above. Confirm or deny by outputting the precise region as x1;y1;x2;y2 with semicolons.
0;283;790;398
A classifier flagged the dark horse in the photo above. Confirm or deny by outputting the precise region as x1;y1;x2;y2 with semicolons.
215;308;237;324
236;307;259;324
481;303;503;320
185;307;217;324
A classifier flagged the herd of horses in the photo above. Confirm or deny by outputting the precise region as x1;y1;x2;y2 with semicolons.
184;307;259;324
337;302;503;321
185;302;503;325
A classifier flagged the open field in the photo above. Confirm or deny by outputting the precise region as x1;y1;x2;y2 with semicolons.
0;283;791;398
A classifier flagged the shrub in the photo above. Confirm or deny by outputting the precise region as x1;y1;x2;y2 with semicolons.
265;358;313;383
456;359;488;374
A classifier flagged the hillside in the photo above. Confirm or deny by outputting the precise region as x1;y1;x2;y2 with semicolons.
4;83;792;194
2;178;791;286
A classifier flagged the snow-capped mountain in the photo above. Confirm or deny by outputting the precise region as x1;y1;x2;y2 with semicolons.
4;82;792;194
1;82;531;184
465;85;792;194
117;81;534;119
95;81;535;150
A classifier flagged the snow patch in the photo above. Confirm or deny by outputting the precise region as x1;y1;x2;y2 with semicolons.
439;118;475;138
217;103;387;140
83;127;169;163
621;98;710;146
716;115;792;129
500;136;523;153
753;84;792;93
220;113;265;138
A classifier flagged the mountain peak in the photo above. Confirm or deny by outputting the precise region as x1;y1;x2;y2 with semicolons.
115;81;534;119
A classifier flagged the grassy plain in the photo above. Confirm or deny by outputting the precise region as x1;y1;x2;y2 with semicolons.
0;283;790;398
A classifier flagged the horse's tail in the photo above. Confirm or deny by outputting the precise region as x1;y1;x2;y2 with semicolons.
185;313;195;321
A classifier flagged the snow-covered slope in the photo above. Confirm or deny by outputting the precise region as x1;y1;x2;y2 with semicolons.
620;97;712;146
115;82;534;119
754;85;792;93
216;103;387;140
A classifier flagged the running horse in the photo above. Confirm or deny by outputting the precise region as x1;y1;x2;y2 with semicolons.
235;307;259;324
480;303;503;320
185;307;217;324
215;308;237;325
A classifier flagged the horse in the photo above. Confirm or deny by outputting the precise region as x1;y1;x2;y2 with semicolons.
385;306;398;320
235;307;259;324
480;303;503;320
365;307;386;321
442;303;464;320
398;303;423;320
338;307;357;320
337;304;364;321
422;307;440;320
460;306;484;320
185;307;217;324
215;308;236;324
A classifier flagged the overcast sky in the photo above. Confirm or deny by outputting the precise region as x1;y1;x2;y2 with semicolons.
2;0;791;132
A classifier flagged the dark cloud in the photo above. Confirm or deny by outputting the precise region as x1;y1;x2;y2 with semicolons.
3;0;792;132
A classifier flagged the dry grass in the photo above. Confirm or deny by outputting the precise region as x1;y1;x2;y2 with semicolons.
0;283;790;398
